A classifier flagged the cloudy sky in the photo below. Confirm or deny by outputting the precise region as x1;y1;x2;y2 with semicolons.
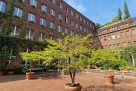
64;0;136;25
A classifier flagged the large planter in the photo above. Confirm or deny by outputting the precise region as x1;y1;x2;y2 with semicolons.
0;72;3;76
65;84;82;91
26;72;34;80
104;75;114;84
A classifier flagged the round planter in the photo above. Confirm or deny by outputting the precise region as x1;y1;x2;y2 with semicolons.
8;71;14;75
65;85;82;91
104;75;114;84
0;72;3;76
26;72;34;80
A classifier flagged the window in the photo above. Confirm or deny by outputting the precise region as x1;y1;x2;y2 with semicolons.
71;10;73;16
126;30;130;36
80;25;82;30
70;30;74;36
40;18;46;26
39;32;45;41
41;4;47;12
132;29;136;35
65;7;68;12
71;20;74;26
90;31;92;34
87;29;89;33
84;19;86;23
51;0;56;4
58;13;62;20
90;23;92;27
128;42;131;46
26;30;34;40
112;34;115;39
80;16;82;21
100;37;103;41
28;13;35;22
50;8;55;16
113;44;116;48
0;1;6;12
76;23;78;28
58;38;61;42
58;25;62;32
64;28;68;34
104;36;107;41
121;32;124;37
13;7;23;18
134;41;136;46
84;27;86;32
30;0;37;7
50;22;55;29
122;42;126;46
108;35;110;40
50;35;54;40
11;25;20;36
65;17;68;23
87;21;89;25
116;33;120;38
59;2;62;8
76;13;78;18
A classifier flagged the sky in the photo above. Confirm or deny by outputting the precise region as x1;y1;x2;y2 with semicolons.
64;0;136;25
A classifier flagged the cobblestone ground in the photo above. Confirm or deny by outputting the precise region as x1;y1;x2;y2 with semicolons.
0;72;136;91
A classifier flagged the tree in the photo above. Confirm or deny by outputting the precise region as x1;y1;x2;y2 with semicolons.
118;7;122;20
112;16;119;23
21;34;95;86
95;23;101;30
124;1;130;19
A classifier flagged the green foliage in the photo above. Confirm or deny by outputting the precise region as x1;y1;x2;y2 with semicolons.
118;8;122;20
112;16;120;23
20;34;96;84
124;1;130;19
95;23;101;30
21;64;30;73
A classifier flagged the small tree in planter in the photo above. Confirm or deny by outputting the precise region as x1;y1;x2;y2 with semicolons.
92;48;119;84
20;52;41;80
21;34;95;91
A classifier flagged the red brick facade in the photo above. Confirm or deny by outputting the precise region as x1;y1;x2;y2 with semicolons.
97;18;136;48
2;0;94;40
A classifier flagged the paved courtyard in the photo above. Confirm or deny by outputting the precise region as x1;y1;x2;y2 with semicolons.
0;72;136;91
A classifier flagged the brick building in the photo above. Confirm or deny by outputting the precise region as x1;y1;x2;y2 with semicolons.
0;0;95;40
97;17;136;48
0;0;95;62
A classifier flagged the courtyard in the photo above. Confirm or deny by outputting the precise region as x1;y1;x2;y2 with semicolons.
0;72;136;91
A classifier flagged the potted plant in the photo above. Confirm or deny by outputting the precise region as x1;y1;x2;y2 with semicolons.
5;61;21;74
92;48;120;84
20;52;41;80
20;34;95;91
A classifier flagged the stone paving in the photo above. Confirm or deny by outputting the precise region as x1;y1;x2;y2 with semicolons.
0;72;136;91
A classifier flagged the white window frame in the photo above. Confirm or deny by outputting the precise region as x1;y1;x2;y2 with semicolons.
76;23;78;28
64;28;68;34
50;8;55;16
39;32;45;41
41;4;47;12
50;22;55;29
40;18;46;26
59;2;62;8
51;0;56;4
112;34;115;39
11;25;20;36
58;13;62;19
65;17;68;23
28;13;35;22
26;30;34;40
13;7;23;18
0;1;6;12
30;0;37;7
58;25;62;32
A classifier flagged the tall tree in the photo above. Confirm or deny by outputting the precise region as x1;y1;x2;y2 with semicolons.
124;1;130;19
118;7;122;20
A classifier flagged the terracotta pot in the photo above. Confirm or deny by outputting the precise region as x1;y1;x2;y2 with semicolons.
26;72;34;80
65;85;82;91
0;72;3;76
104;75;114;84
